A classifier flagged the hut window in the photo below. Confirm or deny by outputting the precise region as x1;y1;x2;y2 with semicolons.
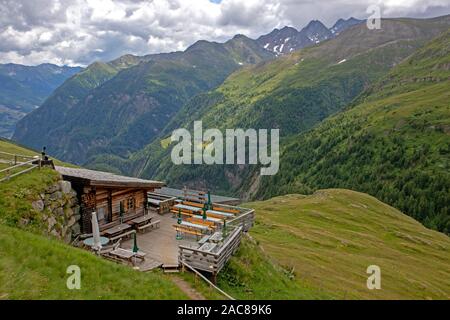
97;207;105;222
127;197;135;210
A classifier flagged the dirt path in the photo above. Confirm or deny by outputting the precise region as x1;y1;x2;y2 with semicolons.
171;277;206;300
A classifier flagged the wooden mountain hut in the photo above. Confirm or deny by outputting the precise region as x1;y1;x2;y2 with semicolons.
55;166;164;233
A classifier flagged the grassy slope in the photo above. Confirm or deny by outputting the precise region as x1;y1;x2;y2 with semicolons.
0;224;187;299
216;235;331;299
0;167;60;233
244;189;450;300
255;30;450;233
177;234;332;300
0;139;189;300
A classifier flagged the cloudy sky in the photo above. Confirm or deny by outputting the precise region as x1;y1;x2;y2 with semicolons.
0;0;449;66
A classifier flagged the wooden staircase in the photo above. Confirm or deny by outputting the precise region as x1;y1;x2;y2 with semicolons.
162;264;180;273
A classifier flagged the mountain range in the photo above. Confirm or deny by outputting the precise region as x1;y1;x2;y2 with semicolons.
0;63;82;138
13;35;274;164
11;16;364;159
10;15;450;234
256;17;363;55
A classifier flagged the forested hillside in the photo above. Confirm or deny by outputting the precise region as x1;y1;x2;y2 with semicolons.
125;17;450;195
254;30;450;233
0;63;81;138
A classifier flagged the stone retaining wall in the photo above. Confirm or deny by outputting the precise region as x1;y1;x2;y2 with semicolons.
31;179;81;243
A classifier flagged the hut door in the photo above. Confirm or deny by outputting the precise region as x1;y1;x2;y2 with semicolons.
107;190;113;223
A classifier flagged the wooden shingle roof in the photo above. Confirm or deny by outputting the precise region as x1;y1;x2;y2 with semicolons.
55;166;164;188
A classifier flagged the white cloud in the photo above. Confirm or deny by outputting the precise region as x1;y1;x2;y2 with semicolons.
0;0;449;66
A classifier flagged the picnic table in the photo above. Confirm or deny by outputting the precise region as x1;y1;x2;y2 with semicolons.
103;223;132;237
128;215;153;228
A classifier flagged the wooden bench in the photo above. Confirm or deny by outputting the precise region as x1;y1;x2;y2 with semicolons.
171;209;192;217
173;225;202;239
108;230;135;242
198;235;211;245
137;219;161;233
186;217;216;229
109;247;146;264
213;206;239;215
182;201;239;215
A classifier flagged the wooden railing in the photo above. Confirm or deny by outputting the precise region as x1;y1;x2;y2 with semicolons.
179;226;243;277
0;151;55;183
180;260;235;300
0;157;39;183
0;151;36;163
227;209;255;232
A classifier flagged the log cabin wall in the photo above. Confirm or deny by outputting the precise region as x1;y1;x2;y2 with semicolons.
80;187;152;233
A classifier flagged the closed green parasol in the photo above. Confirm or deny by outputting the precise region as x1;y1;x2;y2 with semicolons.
132;232;139;253
207;191;212;210
202;205;207;221
177;208;182;224
222;219;227;238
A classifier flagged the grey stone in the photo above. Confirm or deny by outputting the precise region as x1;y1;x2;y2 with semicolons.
72;206;80;216
64;207;73;218
59;180;72;194
55;207;64;216
67;196;78;207
31;199;44;212
61;225;68;237
46;184;60;194
47;216;57;231
67;215;77;227
71;223;81;236
50;229;60;238
49;191;63;201
64;232;72;243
